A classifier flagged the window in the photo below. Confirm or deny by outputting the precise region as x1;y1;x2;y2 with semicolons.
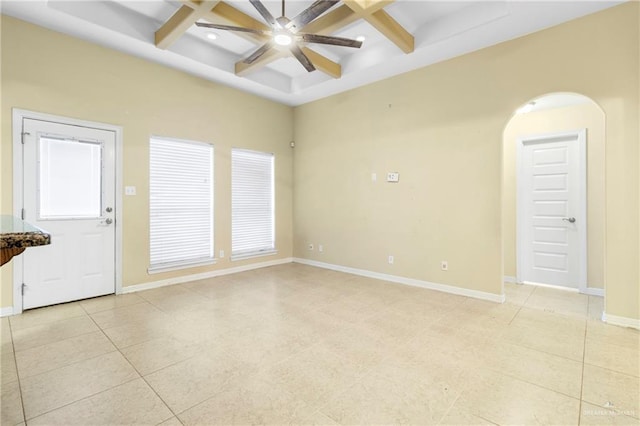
39;136;102;219
149;137;213;272
231;148;275;259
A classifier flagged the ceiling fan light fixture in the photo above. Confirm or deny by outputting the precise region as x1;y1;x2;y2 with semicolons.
274;33;293;46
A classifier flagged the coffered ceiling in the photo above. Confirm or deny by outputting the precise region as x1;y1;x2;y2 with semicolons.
1;1;622;106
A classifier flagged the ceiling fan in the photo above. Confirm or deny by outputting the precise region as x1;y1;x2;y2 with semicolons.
195;0;362;72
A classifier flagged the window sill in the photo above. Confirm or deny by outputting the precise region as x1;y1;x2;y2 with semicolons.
147;258;216;274
230;250;278;262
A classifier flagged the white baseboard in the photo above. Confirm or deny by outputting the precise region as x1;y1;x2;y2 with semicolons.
504;276;517;284
121;257;293;294
581;287;605;297
294;258;505;304
602;312;640;330
0;307;14;317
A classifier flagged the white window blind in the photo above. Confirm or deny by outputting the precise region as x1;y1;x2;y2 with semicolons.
232;148;275;259
149;137;213;272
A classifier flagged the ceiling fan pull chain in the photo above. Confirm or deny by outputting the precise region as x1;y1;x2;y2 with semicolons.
282;0;285;19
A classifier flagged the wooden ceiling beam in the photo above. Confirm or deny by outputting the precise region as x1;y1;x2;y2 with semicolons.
235;49;287;76
344;0;394;16
302;47;341;78
343;0;413;53
365;9;414;53
155;0;220;49
210;2;270;33
299;4;359;35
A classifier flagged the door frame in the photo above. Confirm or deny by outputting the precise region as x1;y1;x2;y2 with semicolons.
12;109;123;314
515;129;587;292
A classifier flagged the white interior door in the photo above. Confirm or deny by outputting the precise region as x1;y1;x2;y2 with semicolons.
21;118;116;309
517;130;587;289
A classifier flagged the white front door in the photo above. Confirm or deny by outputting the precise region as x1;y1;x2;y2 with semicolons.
517;130;587;289
21;118;116;309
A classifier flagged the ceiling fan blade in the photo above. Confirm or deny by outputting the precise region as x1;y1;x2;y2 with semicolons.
286;0;339;33
290;44;316;72
249;0;278;27
301;33;362;48
243;42;275;64
195;22;268;35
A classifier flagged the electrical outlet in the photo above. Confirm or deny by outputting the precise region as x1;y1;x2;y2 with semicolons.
318;245;324;253
388;255;394;264
125;186;136;196
219;249;225;258
371;173;377;182
441;261;448;271
308;243;314;251
386;172;399;183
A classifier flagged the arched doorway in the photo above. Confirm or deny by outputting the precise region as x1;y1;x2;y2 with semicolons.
502;93;606;315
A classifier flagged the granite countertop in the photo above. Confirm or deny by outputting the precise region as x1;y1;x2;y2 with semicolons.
0;215;51;249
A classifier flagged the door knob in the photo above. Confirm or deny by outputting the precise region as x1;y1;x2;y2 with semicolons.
562;217;576;223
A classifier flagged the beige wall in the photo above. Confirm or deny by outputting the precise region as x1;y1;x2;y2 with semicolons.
503;101;605;289
294;3;639;319
0;16;294;307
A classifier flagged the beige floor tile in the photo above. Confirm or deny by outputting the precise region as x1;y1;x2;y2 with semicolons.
90;302;169;330
587;295;605;321
11;315;99;352
322;365;461;425
20;351;139;419
582;364;640;417
79;293;146;314
480;341;583;398
503;308;585;361
2;265;627;426
580;401;640;425
1;379;24;426
319;324;394;373
28;378;172;425
1;349;18;385
504;282;535;306
315;297;379;324
1;317;12;346
138;286;213;316
177;375;312;426
101;317;177;349
439;406;497;425
158;416;184;426
585;337;639;377
301;410;340;425
217;326;315;371
9;303;87;331
265;343;366;409
524;286;589;317
453;369;580;425
144;350;247;413
121;335;203;376
15;331;115;379
587;320;640;349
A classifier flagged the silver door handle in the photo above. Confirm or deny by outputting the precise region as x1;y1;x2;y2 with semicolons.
562;217;576;223
102;218;113;225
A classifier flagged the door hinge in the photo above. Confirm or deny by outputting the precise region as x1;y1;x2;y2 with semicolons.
21;208;25;220
21;283;26;296
21;132;30;144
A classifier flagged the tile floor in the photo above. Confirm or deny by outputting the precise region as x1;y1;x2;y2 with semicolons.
1;264;639;425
